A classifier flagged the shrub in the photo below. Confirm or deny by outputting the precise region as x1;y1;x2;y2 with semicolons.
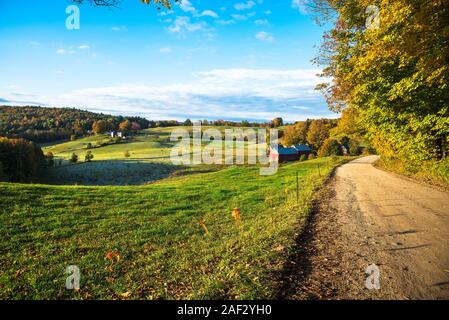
124;150;131;158
308;154;316;160
348;139;362;156
70;153;78;163
70;134;77;141
318;138;343;157
86;142;93;149
299;154;307;162
85;151;94;162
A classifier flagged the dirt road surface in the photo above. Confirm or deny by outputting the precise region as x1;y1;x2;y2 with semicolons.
279;156;449;300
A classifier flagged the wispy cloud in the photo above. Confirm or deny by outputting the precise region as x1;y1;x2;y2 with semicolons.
255;19;269;26
56;45;90;55
111;25;127;32
198;10;219;18
216;19;235;25
0;69;332;122
292;0;309;14
167;16;206;34
231;12;256;21
159;47;172;54
179;0;196;13
234;1;256;11
255;31;274;42
56;48;76;55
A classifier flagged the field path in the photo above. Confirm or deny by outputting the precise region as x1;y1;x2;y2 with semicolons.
280;156;449;299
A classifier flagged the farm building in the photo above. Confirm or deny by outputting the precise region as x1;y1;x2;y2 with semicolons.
110;131;125;139
269;144;313;162
292;144;313;156
269;145;300;162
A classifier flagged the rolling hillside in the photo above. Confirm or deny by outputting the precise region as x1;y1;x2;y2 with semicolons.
0;156;350;299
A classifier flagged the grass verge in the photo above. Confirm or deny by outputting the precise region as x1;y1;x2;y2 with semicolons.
374;157;449;190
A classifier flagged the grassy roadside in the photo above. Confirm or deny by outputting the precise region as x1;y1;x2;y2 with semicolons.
0;157;353;299
374;157;449;190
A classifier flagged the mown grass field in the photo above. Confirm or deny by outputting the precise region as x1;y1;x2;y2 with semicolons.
43;126;258;163
41;126;267;185
0;156;351;299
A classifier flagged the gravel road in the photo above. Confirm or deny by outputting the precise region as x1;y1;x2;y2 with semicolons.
279;156;449;300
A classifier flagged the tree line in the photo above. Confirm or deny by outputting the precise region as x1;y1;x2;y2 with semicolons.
0;137;45;183
0;106;151;143
310;0;448;173
281;116;367;157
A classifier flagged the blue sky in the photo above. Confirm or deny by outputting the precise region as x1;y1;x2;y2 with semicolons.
0;0;336;122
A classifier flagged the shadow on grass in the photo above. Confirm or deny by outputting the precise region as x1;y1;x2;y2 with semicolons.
42;160;184;186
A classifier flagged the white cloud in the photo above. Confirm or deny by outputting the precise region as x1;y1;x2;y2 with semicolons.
292;0;309;14
255;19;269;26
199;10;219;18
179;0;196;13
255;31;274;42
78;44;90;50
217;19;235;25
234;1;256;11
159;47;172;54
0;69;331;122
167;16;206;34
231;12;256;21
158;10;174;16
112;25;127;32
264;10;272;15
56;48;76;55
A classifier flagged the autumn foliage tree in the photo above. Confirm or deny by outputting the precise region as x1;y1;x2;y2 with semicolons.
119;120;132;133
306;119;332;150
282;121;310;146
0;137;46;182
92;120;114;134
312;0;449;167
271;117;284;128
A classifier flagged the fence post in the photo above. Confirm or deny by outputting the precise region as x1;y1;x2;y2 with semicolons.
296;171;299;205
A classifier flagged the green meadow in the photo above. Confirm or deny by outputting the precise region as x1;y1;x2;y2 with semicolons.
1;126;353;299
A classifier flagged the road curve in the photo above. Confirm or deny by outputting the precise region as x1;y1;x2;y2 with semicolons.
284;155;449;299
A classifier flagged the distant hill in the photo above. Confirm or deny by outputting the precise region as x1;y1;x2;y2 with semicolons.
0;106;152;143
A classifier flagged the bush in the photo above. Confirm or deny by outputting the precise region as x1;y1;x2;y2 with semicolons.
124;150;131;158
70;153;78;163
85;151;94;162
318;138;343;157
299;154;307;162
308;154;316;160
348;139;362;156
86;142;93;149
70;134;77;141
